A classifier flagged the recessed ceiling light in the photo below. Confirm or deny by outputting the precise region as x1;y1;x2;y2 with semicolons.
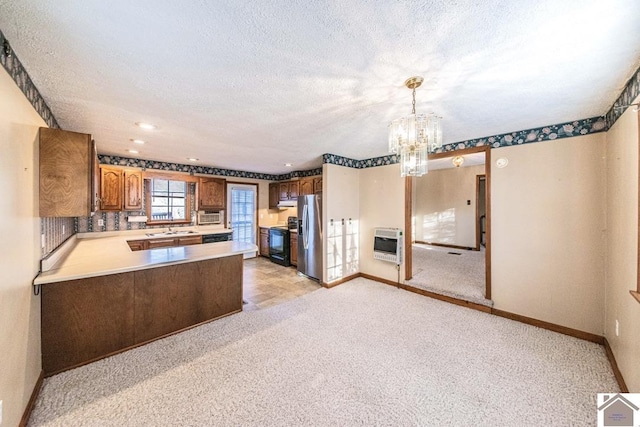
130;139;145;144
127;149;139;154
135;122;156;130
284;163;293;167
187;158;199;162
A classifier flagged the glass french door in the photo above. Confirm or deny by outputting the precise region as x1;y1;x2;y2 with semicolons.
226;183;258;258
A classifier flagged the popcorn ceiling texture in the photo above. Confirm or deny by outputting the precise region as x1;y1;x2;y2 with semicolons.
0;1;639;175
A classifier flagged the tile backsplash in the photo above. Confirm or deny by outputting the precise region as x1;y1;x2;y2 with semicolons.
76;182;196;233
41;217;75;258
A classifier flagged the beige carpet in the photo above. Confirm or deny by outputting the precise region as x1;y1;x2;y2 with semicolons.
29;278;617;426
407;243;492;306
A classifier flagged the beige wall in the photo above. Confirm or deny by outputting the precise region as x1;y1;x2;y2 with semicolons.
604;105;640;391
0;67;45;426
414;164;484;248
323;164;360;283
491;134;607;335
358;164;406;283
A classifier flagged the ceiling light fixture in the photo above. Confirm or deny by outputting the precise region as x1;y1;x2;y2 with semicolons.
284;163;293;167
127;149;139;154
452;156;464;168
135;122;157;130
130;139;145;144
388;76;442;177
187;158;199;162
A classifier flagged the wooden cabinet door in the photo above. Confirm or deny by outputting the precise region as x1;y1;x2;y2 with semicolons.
124;171;143;210
278;182;290;201
39;127;94;217
313;177;322;194
127;240;148;251
268;183;279;209
288;181;299;200
200;178;226;210
100;166;123;211
176;235;203;246
299;178;313;196
290;233;298;266
91;140;100;213
147;238;176;249
259;228;270;257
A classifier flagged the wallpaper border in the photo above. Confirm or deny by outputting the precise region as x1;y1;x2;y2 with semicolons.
99;155;322;181
0;30;59;129
606;64;640;128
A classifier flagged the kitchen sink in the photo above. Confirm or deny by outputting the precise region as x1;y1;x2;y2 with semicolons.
145;230;198;237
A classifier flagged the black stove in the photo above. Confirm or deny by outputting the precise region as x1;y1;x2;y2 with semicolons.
268;217;297;266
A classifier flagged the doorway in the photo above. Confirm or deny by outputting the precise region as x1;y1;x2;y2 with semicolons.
226;182;258;259
404;145;492;303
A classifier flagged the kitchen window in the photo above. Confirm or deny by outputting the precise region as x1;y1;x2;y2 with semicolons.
145;178;192;224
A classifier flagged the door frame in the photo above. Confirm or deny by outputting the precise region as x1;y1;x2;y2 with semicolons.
404;145;492;300
226;181;259;255
475;174;486;251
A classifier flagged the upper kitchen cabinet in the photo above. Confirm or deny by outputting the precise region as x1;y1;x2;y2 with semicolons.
199;177;225;210
39;127;99;217
279;181;299;201
99;166;123;211
299;176;322;196
124;170;143;210
268;183;279;209
98;166;143;211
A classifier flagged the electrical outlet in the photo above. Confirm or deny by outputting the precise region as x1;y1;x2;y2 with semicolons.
615;320;619;337
62;224;66;234
41;233;45;249
98;219;104;227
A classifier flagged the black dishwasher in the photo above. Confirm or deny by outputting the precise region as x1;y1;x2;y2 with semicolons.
202;232;233;243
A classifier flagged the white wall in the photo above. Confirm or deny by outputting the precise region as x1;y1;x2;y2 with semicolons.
358;164;406;283
323;164;360;283
414;164;484;248
604;105;640;391
491;134;606;335
0;67;45;426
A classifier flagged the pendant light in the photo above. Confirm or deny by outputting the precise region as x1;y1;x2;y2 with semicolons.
388;76;442;177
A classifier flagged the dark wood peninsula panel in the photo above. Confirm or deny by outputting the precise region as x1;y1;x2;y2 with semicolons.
41;255;243;375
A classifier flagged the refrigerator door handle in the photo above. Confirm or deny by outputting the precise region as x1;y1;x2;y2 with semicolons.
302;204;309;249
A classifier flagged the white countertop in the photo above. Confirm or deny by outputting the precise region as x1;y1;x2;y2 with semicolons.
35;233;257;285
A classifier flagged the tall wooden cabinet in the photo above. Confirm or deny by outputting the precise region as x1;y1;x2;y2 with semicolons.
199;177;226;210
39;127;99;217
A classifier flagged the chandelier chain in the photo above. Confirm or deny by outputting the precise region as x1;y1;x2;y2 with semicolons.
411;88;416;115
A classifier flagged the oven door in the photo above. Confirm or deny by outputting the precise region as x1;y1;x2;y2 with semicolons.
269;228;291;267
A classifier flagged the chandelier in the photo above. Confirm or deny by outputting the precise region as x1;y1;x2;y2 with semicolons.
388;76;442;177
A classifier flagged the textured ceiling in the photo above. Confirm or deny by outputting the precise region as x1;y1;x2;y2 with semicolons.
1;1;639;174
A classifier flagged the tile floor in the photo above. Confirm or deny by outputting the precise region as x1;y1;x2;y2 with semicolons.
242;256;322;310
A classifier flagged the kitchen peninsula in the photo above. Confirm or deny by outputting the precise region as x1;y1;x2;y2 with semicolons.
35;232;257;375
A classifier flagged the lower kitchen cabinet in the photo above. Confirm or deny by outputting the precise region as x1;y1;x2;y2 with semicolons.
290;232;298;266
259;227;270;257
128;235;203;251
41;255;243;375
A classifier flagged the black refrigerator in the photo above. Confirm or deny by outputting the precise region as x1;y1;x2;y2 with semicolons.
297;194;322;281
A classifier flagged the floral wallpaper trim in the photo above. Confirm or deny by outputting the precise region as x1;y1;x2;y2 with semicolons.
0;30;59;129
606;64;640;128
99;155;322;181
324;116;607;169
